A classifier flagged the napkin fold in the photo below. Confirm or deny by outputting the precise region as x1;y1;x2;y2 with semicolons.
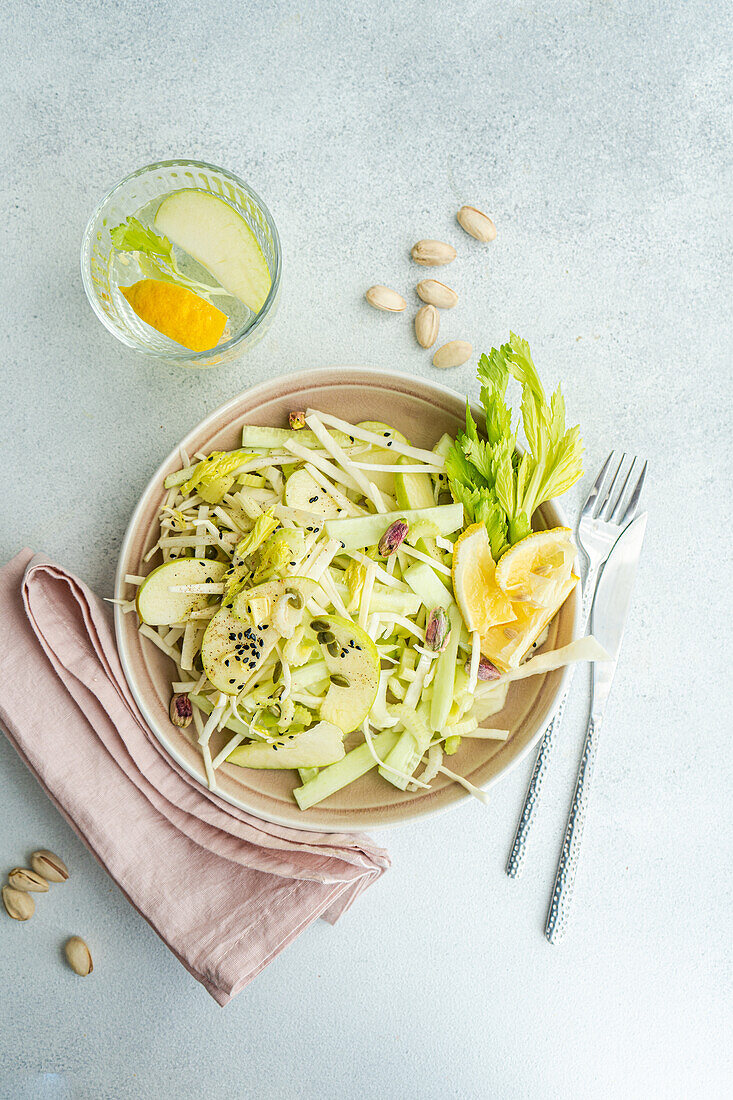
0;550;389;1005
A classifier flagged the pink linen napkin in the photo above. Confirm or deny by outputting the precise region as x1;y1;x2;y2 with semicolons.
0;550;389;1005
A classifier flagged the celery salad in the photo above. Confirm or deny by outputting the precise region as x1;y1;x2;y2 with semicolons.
121;334;606;810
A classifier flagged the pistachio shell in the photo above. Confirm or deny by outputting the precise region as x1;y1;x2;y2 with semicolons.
414;305;439;348
8;867;49;892
30;849;69;883
416;279;458;309
2;885;35;921
432;340;473;369
456;205;497;242
410;240;456;266
65;936;93;976
365;285;407;312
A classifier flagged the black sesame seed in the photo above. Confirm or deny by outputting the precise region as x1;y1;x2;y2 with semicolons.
229;633;236;640
229;678;235;684
309;496;318;503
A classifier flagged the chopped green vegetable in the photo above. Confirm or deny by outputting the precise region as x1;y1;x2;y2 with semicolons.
233;508;279;559
181;449;255;503
110;216;175;264
446;333;583;556
111;215;226;299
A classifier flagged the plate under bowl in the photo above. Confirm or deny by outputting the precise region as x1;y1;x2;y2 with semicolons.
114;367;578;831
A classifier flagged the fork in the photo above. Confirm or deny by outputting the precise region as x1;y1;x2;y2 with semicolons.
505;452;647;878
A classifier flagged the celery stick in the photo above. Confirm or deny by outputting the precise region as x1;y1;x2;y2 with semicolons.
191;693;251;736
294;730;400;810
429;604;463;731
379;703;432;789
403;561;454;611
241;425;352;450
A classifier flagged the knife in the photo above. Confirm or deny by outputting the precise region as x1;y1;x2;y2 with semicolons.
545;512;647;944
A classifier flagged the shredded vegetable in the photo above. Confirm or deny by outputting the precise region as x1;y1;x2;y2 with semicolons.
129;380;604;810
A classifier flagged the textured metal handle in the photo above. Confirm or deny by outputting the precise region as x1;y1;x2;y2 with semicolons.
505;566;598;879
545;712;602;944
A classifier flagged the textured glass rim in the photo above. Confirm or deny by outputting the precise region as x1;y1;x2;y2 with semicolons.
80;158;282;362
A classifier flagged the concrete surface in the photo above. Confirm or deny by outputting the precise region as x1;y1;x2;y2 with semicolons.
1;1;731;1097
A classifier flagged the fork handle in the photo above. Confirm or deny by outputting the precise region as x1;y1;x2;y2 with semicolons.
545;711;602;944
505;565;598;879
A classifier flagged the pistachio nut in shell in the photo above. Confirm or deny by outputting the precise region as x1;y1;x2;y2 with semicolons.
414;305;439;348
30;849;69;883
365;285;407;312
433;340;473;369
456;205;497;242
2;885;35;921
65;936;93;976
410;240;456;266
416;279;458;309
8;867;49;892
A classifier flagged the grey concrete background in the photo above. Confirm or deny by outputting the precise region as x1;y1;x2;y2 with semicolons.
1;1;731;1097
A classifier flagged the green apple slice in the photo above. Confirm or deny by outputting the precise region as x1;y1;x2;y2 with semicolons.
309;615;380;732
135;558;226;626
394;453;435;511
201;577;318;695
226;721;345;769
284;468;340;516
154;189;272;313
325;502;463;551
353;421;409;494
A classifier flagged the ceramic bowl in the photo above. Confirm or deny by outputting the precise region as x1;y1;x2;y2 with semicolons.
114;367;578;831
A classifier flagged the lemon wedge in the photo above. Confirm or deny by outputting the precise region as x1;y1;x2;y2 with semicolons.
453;523;579;672
478;573;578;671
495;528;576;608
452;523;516;635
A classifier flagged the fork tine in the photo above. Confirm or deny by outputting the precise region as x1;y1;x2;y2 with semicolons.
615;459;647;526
580;451;615;517
604;455;637;522
592;452;625;519
581;448;616;517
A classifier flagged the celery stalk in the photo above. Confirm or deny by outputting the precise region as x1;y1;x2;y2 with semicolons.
429;604;463;731
403;561;454;611
294;730;400;810
379;702;432;790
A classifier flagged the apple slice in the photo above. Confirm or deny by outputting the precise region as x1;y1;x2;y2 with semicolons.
154;189;272;313
201;577;318;695
135;558;226;626
226;721;345;769
310;615;380;732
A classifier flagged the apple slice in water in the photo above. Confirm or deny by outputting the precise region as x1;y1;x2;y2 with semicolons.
135;558;226;626
154;189;272;314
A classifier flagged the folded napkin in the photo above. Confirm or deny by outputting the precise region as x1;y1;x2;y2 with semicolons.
0;550;389;1005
